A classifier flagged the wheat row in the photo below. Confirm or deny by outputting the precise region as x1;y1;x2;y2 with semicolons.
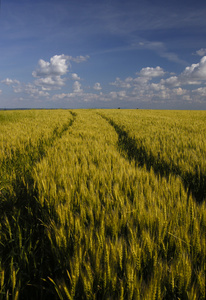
0;109;205;299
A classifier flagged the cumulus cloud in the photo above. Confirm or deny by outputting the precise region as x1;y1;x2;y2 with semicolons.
111;66;165;89
139;66;165;78
24;83;49;98
1;78;23;94
71;73;81;80
1;77;49;99
153;56;206;101
32;54;89;78
13;85;23;93
1;78;20;85
109;90;127;99
34;76;66;90
73;81;82;93
2;53;206;106
31;54;89;93
52;91;101;102
109;56;206;104
107;57;206;104
151;83;165;91
161;56;206;87
93;82;102;90
172;87;186;95
193;86;206;96
196;48;206;56
32;54;89;93
160;76;179;87
110;77;132;88
181;56;206;81
32;55;70;78
52;93;70;100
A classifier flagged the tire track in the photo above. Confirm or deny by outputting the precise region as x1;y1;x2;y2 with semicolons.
0;111;76;299
99;113;205;204
2;111;76;173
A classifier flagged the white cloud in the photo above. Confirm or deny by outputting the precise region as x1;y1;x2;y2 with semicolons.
172;87;186;95
13;86;23;93
2;53;206;106
1;77;50;99
109;90;127;99
71;73;81;80
1;78;20;85
32;54;89;78
73;81;82;93
110;77;132;88
118;90;127;98
160;76;179;86
107;56;206;104
52;93;70;100
160;56;206;88
111;66;165;90
12;82;49;98
109;91;118;99
83;93;101;102
158;90;168;99
0;54;89;103
139;66;165;78
52;91;101;102
125;77;133;82
24;83;49;98
93;82;102;90
31;54;89;93
32;55;70;78
196;48;206;56
1;78;22;93
133;77;149;84
182;95;192;101
151;83;165;91
181;56;206;81
32;54;89;77
69;55;90;63
193;86;206;96
34;76;65;90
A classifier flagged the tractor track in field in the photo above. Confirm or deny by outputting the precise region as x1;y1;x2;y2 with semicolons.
0;111;77;299
99;113;205;204
2;111;76;173
1;110;77;214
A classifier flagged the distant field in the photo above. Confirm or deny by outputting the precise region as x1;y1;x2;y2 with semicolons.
0;109;205;299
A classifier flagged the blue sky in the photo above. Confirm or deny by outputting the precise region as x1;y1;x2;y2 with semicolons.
0;0;206;109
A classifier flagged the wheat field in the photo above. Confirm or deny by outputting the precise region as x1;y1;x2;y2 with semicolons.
0;109;205;299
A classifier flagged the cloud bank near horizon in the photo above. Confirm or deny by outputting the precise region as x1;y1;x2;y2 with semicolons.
1;52;206;108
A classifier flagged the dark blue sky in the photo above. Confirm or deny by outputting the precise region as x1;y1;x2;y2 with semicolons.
0;0;206;109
